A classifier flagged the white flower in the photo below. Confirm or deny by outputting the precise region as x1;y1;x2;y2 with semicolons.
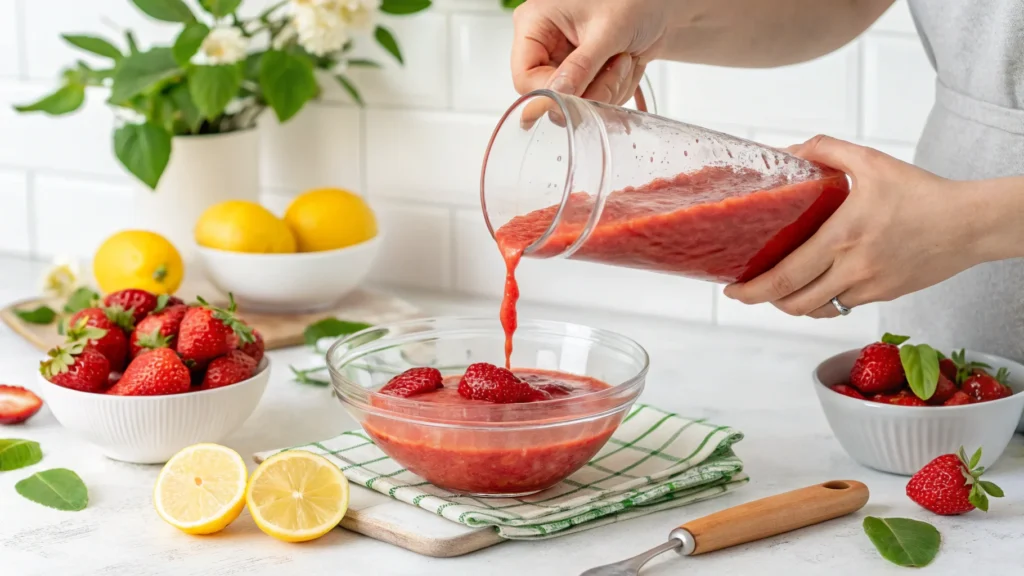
40;256;81;299
272;22;298;50
338;0;381;31
288;0;381;56
197;25;249;65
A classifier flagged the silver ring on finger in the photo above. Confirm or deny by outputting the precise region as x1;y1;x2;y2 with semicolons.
831;296;852;316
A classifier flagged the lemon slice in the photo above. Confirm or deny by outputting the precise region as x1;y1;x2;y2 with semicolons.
246;451;349;543
153;443;248;535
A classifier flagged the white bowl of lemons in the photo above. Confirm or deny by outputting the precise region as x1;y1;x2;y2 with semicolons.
195;188;381;313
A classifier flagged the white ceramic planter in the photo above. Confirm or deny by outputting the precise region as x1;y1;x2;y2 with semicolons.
133;129;260;264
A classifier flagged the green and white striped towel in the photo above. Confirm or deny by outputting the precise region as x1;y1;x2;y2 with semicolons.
255;404;747;539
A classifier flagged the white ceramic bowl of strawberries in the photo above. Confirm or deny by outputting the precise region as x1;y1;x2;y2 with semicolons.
814;335;1024;476
35;289;270;464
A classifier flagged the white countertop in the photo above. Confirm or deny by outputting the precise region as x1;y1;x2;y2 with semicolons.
1;255;1022;576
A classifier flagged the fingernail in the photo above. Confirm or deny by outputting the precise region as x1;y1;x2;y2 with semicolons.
549;75;574;94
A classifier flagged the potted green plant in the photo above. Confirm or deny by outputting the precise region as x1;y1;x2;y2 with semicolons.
14;0;430;259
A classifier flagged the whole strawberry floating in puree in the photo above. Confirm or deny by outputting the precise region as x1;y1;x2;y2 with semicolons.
907;447;1003;515
0;385;43;425
130;304;188;358
458;363;551;403
379;367;444;398
830;384;866;400
103;289;158;324
200;351;257;390
850;333;909;394
40;342;111;393
108;348;190;396
176;294;254;364
67;309;129;371
963;367;1013;403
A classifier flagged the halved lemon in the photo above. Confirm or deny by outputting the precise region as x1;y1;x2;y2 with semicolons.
153;443;248;535
246;451;349;543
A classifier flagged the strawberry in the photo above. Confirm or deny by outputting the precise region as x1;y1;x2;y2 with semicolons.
830;384;866;400
943;390;972;406
200;351;257;390
906;447;1003;515
108;348;190;396
889;395;928;407
533;382;573;397
176;294;254;364
67;308;129;371
963;367;1013;403
129;304;188;358
379;367;443;398
928;373;958;405
850;333;909;394
938;357;958;383
944;349;992;385
40;342;111;393
0;385;43;425
458;363;551;403
103;289;158;324
240;326;264;364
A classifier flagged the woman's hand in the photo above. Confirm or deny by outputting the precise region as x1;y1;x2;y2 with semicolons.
724;135;985;318
510;0;672;104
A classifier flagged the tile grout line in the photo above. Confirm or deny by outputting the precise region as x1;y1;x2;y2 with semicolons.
13;0;28;80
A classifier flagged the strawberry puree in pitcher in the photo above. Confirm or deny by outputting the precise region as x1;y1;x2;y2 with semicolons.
496;165;850;364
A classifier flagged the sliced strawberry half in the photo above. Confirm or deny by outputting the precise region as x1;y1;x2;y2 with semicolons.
379;367;443;398
0;385;43;425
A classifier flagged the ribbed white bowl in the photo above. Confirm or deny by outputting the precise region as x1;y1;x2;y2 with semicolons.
814;350;1024;476
37;358;270;464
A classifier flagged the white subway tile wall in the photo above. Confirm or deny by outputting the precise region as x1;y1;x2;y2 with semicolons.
0;0;937;342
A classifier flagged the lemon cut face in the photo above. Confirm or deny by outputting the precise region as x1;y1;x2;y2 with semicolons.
246;451;350;543
154;443;248;535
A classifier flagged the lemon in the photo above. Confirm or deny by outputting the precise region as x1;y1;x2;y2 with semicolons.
246;451;350;543
195;200;297;254
153;443;248;535
94;230;184;295
284;188;377;253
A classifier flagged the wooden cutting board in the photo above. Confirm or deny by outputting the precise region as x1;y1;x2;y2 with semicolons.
1;275;421;352
252;453;505;557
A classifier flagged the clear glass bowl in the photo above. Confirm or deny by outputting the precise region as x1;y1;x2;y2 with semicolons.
326;317;648;497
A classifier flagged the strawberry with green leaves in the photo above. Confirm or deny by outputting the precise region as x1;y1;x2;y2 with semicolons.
40;340;111;393
176;294;254;364
103;289;159;324
65;310;128;372
108;347;190;396
850;333;909;394
963;367;1013;403
129;304;188;358
907;447;1003;515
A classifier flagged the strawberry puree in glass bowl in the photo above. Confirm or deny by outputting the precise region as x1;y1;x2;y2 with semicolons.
327;317;648;497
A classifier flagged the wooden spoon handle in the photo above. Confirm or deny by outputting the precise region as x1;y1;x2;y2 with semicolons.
680;480;869;555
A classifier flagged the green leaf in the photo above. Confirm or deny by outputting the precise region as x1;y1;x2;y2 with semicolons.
114;122;173;189
374;26;403;65
979;480;1004;498
110;48;180;104
380;0;432;15
881;333;910;346
154;294;170;313
172;22;209;66
303;318;372;347
968;447;982;469
334;74;364;106
189;64;242;119
501;0;526;8
15;468;88;511
131;0;195;22
900;343;940;400
0;440;43;471
290;365;331;387
63;287;99;314
168;83;202;133
14;83;85;115
259;50;318;122
862;517;940;568
125;31;140;55
969;486;990;512
14;305;57;325
199;0;243;17
62;35;123;61
346;59;381;68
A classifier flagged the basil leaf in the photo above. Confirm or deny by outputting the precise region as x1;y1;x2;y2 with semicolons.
0;439;43;471
374;26;403;65
62;34;123;61
380;0;432;15
63;287;99;314
900;343;940;400
14;83;85;116
172;22;210;66
14;305;57;325
863;517;940;568
114;122;173;189
131;0;195;22
15;468;88;511
881;333;910;346
110;48;180;104
303;318;372;347
189;64;242;119
259;50;318;122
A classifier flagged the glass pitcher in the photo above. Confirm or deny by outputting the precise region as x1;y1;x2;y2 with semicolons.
480;90;850;284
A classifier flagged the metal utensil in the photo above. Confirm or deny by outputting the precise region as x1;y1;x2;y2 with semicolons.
581;480;869;576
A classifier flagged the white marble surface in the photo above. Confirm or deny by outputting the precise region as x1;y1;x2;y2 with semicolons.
1;255;1022;576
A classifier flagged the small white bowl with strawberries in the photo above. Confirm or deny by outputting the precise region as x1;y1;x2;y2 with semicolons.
35;289;270;464
814;333;1024;476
